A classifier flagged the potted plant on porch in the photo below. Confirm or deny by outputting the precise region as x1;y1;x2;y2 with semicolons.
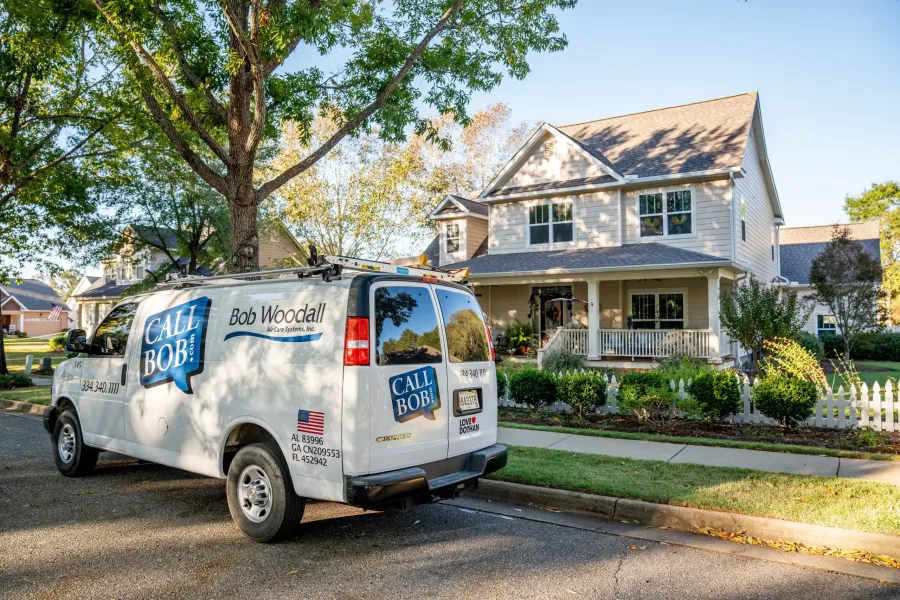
507;320;535;355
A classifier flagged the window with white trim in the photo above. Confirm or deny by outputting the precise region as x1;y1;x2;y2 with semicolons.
630;292;685;330
445;223;460;254
529;201;573;245
638;190;692;237
817;315;837;337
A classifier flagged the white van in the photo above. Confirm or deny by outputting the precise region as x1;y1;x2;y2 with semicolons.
43;258;506;542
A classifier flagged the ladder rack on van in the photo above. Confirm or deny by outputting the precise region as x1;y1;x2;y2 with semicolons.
159;247;470;287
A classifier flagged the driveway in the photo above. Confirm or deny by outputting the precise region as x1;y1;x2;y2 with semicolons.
0;411;896;600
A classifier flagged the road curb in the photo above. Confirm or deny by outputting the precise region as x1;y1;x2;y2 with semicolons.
0;399;46;416
472;479;900;559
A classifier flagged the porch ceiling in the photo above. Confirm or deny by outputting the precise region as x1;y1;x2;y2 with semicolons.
447;242;731;278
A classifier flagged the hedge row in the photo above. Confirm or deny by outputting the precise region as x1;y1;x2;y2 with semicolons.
821;332;900;361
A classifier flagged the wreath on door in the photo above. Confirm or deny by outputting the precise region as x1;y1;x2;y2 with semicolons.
544;304;561;322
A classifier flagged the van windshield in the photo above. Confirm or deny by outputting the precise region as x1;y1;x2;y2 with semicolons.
435;289;490;363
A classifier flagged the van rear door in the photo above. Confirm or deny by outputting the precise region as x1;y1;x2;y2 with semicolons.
432;286;497;458
368;282;449;473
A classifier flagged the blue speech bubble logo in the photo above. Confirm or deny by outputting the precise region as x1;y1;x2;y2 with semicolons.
389;366;440;422
140;296;211;394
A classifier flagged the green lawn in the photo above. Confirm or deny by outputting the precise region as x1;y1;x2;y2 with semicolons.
827;360;900;391
2;337;67;375
499;422;900;462
0;386;51;405
491;445;900;536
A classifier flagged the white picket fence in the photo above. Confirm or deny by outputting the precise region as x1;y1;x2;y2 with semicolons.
499;371;900;431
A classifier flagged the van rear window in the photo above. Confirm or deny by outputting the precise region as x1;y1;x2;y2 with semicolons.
435;289;490;363
375;286;442;366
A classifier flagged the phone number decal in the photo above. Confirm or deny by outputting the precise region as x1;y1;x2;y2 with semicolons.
81;380;120;394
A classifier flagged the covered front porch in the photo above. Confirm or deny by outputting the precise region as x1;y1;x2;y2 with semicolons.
472;266;737;367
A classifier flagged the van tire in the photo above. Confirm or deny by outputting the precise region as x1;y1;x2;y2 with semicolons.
52;409;98;477
226;442;305;543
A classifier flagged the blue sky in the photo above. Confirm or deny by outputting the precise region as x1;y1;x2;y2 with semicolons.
460;0;899;227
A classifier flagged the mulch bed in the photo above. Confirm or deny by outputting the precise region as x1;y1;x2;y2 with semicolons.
499;409;900;455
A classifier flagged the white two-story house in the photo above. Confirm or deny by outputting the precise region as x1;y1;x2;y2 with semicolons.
420;92;783;367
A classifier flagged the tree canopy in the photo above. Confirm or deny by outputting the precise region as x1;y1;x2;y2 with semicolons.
88;0;576;271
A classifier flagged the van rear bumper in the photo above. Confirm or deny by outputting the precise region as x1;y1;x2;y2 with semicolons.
345;444;507;509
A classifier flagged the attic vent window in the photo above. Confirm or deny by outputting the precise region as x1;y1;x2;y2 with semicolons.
542;140;556;159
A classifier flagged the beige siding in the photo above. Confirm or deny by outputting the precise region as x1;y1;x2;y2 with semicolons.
496;132;606;191
622;180;733;258
734;124;779;281
259;226;302;269
466;216;488;257
489;190;618;255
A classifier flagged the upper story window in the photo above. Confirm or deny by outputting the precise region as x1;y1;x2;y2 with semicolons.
529;201;573;245
445;223;461;254
639;190;692;237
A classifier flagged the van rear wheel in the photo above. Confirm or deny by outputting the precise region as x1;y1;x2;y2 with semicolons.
52;409;98;477
226;442;305;543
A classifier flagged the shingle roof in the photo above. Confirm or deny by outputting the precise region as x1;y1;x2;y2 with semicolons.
1;279;69;311
448;195;489;216
487;175;618;197
72;280;133;299
556;93;757;180
779;222;881;285
443;243;729;276
422;236;440;266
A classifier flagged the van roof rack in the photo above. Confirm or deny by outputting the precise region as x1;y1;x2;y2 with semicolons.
159;246;470;288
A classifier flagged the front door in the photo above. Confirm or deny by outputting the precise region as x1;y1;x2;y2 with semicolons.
78;302;140;443
369;283;450;473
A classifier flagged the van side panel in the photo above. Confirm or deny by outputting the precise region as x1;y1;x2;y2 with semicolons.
340;367;371;477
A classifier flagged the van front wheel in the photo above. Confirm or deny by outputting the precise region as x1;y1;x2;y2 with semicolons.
226;443;305;543
52;409;98;477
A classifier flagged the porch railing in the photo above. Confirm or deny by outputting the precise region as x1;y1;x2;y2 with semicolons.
597;328;710;360
537;327;589;366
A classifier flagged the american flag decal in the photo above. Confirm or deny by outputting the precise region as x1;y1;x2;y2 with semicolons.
297;409;325;435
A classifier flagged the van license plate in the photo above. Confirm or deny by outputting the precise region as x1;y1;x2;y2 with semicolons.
456;389;481;413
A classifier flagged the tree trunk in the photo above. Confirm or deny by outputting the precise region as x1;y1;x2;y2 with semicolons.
229;185;259;273
0;298;8;375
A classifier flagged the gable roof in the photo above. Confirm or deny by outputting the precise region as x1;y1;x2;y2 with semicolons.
443;243;729;277
429;194;489;220
0;279;69;311
779;222;881;285
482;93;765;202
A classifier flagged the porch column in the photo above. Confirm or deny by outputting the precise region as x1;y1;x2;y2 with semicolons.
707;272;722;362
18;313;24;332
587;279;600;358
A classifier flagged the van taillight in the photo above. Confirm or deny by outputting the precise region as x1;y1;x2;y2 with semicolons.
485;323;495;361
344;317;370;366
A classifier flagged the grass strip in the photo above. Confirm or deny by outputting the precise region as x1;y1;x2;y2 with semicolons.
500;421;900;462
490;445;900;536
0;387;52;405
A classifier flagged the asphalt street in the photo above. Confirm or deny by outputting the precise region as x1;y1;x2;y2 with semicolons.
0;411;896;600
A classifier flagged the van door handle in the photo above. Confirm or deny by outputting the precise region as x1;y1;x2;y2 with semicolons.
121;364;127;385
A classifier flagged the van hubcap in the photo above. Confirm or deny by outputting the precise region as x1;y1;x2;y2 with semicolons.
58;424;76;463
237;465;273;523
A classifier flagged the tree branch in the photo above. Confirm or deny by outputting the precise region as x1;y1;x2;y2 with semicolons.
257;0;463;199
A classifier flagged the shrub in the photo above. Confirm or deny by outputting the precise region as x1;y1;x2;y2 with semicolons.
821;332;900;362
688;369;741;420
496;368;508;400
542;348;586;372
658;354;705;384
0;373;34;390
617;370;679;427
753;376;818;428
762;337;827;389
49;334;67;352
557;371;607;419
508;367;557;412
794;331;824;361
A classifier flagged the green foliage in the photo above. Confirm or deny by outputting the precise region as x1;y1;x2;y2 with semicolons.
822;332;900;362
688;370;741;421
762;337;827;389
542;348;585;372
48;334;67;353
508;367;557;413
753;376;818;428
657;354;705;384
557;371;607;419
794;331;825;361
719;275;814;377
809;226;885;361
506;320;535;351
844;182;900;313
0;372;33;390
496;368;508;400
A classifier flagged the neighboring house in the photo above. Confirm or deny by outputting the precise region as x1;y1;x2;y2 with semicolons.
65;275;100;329
0;279;70;336
413;92;784;367
71;221;305;332
779;222;883;337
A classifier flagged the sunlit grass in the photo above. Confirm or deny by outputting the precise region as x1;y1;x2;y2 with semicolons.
491;445;900;536
0;386;51;405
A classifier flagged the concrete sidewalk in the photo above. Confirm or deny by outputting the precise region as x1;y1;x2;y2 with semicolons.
498;427;900;486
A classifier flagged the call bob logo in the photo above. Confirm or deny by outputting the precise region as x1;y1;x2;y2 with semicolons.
389;366;440;422
140;296;211;394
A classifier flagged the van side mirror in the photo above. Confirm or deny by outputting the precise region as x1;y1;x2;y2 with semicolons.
66;329;88;353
